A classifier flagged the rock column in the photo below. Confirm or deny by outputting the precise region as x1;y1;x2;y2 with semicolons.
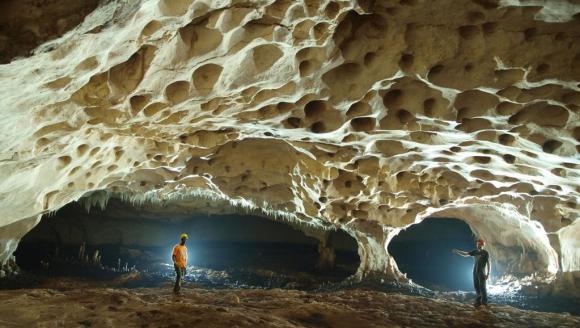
347;222;407;282
316;231;336;271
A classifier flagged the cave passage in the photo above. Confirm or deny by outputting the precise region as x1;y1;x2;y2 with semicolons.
389;218;494;291
14;199;359;289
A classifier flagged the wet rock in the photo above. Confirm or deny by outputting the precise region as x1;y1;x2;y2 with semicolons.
223;293;240;305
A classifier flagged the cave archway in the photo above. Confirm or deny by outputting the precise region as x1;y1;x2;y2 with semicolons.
430;204;560;279
389;217;492;291
14;198;359;288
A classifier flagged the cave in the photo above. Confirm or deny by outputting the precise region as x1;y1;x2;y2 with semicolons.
1;0;579;326
389;218;493;291
14;198;359;288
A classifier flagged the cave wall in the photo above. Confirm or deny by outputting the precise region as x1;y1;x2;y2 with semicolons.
0;0;100;64
0;0;579;289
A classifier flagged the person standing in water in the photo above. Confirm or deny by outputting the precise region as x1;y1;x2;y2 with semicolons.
172;233;188;294
453;239;491;307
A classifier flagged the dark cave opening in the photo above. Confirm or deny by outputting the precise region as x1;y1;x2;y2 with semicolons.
14;199;359;289
389;218;486;291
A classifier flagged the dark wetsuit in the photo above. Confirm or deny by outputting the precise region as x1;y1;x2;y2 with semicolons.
468;249;489;305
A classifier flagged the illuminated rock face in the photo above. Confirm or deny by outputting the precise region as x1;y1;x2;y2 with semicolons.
0;0;579;287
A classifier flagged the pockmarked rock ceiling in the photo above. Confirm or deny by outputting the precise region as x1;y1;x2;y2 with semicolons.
0;0;579;290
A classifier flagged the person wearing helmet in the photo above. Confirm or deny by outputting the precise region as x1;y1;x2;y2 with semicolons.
172;233;188;294
453;239;491;307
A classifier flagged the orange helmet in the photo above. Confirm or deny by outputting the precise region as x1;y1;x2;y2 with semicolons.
476;239;485;245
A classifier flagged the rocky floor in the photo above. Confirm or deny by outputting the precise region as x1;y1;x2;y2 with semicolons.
0;279;578;328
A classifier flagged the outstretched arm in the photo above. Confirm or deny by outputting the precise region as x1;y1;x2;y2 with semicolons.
452;249;470;257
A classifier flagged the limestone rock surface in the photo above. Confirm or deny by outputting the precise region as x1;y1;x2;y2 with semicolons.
0;0;579;289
